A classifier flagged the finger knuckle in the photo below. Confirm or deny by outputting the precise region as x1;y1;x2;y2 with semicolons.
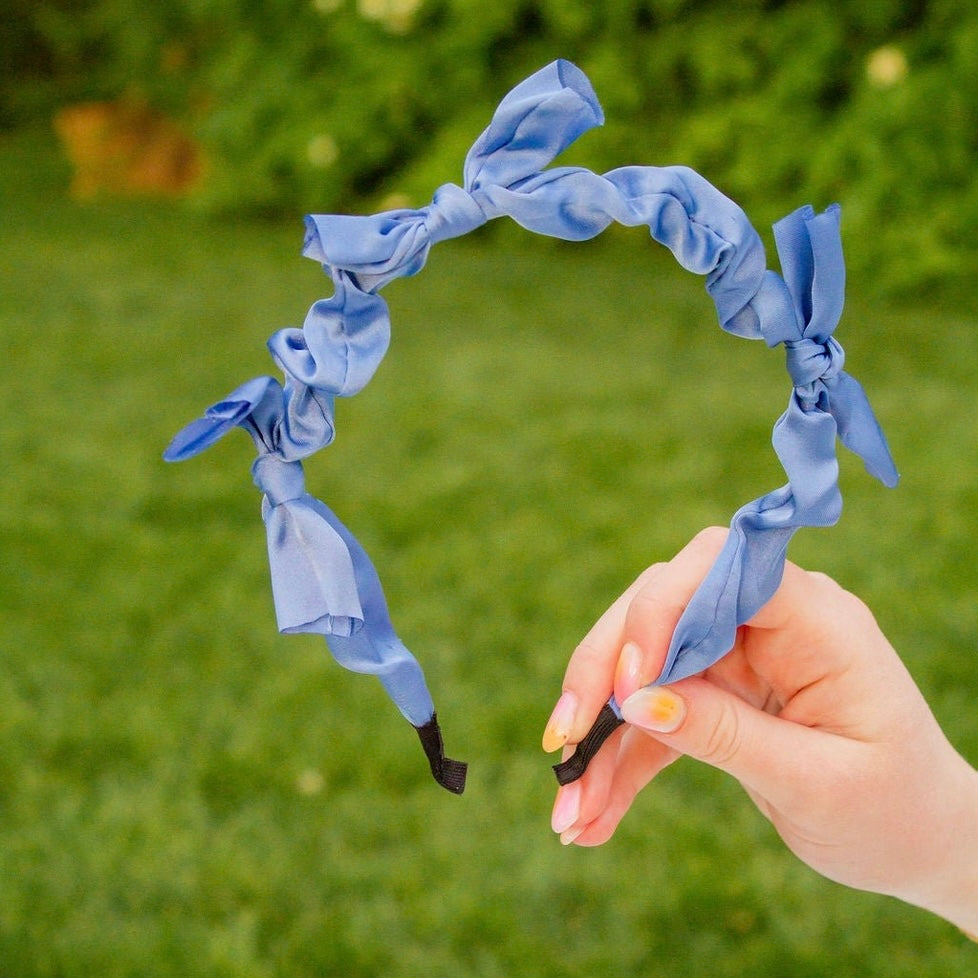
623;598;686;662
691;525;729;551
699;698;743;768
633;561;668;589
569;637;606;673
806;570;880;631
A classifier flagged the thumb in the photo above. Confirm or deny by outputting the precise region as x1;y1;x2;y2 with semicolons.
619;678;831;806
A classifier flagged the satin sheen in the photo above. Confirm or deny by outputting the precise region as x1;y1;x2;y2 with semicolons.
165;60;897;758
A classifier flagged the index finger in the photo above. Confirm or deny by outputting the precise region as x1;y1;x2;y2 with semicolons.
544;526;730;750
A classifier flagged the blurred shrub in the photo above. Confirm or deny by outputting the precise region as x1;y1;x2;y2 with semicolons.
54;100;204;198
9;0;978;294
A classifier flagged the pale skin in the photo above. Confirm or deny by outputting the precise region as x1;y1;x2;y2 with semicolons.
542;527;978;937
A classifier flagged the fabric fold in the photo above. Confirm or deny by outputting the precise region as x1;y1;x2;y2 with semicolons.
253;453;364;637
268;269;391;401
301;59;603;295
649;201;897;685
166;58;897;793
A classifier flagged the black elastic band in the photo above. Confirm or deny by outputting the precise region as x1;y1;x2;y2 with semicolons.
552;703;625;785
415;714;467;794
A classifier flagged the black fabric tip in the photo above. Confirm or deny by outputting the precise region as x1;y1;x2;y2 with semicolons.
415;714;467;794
552;703;625;785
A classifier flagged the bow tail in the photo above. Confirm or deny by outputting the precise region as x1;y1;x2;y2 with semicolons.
262;495;364;636
294;495;467;792
828;372;900;488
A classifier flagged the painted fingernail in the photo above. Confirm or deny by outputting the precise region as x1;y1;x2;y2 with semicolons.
620;687;686;734
551;781;581;835
542;691;578;753
614;641;644;702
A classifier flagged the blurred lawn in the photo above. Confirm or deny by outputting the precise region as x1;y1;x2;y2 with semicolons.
2;127;977;977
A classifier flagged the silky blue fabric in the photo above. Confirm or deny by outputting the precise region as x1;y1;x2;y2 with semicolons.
165;59;897;776
164;376;438;728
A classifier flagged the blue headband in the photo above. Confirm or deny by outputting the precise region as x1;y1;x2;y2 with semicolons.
165;60;898;793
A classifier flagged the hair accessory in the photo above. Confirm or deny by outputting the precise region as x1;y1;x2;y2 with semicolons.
165;60;897;793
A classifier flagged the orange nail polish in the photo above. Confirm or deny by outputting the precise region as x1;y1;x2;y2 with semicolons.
542;691;578;753
620;687;686;734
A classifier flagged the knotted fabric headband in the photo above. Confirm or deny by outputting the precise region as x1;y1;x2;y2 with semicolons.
165;60;898;794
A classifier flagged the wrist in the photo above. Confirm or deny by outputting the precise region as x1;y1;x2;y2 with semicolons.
911;759;978;935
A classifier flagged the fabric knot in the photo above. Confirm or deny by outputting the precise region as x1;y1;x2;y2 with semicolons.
252;454;305;506
424;183;487;245
785;335;845;391
167;60;898;793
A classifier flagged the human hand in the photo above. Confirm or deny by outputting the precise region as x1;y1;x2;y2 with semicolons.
543;527;978;935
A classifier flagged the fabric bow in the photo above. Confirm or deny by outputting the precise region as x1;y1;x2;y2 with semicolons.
164;377;467;792
165;59;897;793
301;59;604;294
649;204;898;685
552;205;897;784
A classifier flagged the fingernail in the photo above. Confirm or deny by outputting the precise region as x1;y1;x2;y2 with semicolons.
560;825;584;846
551;781;581;834
542;691;578;753
614;641;644;702
620;686;686;733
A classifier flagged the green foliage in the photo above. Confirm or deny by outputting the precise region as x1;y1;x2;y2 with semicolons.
3;126;978;976
8;1;978;293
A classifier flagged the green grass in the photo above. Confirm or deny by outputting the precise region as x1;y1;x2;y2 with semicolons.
2;127;977;976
